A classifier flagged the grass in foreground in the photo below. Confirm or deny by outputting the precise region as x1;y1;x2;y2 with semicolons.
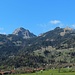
12;68;75;75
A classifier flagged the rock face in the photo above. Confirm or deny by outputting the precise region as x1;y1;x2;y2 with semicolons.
60;27;73;36
12;27;36;39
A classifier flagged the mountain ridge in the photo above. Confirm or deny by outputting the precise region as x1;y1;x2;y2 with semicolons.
0;27;75;69
12;27;36;39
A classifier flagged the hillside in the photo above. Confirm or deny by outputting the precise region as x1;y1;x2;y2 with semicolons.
0;27;75;69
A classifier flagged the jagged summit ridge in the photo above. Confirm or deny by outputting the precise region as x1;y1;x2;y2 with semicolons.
12;27;36;39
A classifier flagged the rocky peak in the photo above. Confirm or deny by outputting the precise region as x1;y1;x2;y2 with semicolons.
12;27;36;39
60;27;73;36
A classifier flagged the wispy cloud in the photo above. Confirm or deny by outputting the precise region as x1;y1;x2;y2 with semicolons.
38;20;63;29
37;19;74;34
0;32;6;34
39;24;48;28
36;20;75;35
0;27;4;30
58;23;64;28
37;23;49;33
50;20;61;24
37;20;63;32
0;27;6;34
72;24;75;28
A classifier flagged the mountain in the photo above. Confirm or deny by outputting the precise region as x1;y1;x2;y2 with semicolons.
27;27;74;50
13;27;36;39
0;27;75;70
0;27;37;60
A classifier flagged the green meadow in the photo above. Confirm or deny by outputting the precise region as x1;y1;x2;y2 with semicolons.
12;68;75;75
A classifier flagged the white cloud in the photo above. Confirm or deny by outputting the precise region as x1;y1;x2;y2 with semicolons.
72;24;75;28
58;23;64;28
39;24;48;28
37;20;66;34
0;32;6;34
37;20;62;31
50;20;61;24
0;27;6;34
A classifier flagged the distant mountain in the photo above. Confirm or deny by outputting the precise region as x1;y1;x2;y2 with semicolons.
0;27;37;59
13;27;36;39
0;26;75;53
0;27;75;69
28;27;74;50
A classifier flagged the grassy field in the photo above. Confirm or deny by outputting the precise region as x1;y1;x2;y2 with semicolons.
12;68;75;75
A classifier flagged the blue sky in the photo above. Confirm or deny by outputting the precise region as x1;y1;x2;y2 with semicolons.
0;0;75;35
